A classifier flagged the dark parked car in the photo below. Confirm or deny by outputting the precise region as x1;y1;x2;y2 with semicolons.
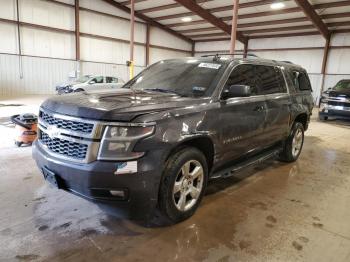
32;55;314;223
319;79;350;120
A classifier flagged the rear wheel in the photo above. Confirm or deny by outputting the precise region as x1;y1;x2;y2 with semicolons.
319;115;328;121
159;147;208;223
279;122;304;162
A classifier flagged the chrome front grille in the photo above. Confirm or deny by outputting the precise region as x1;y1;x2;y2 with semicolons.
38;109;101;163
40;111;94;134
40;131;88;160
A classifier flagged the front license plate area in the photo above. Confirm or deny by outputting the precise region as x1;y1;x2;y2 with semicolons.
42;167;59;188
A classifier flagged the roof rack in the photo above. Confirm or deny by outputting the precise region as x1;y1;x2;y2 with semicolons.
201;52;258;59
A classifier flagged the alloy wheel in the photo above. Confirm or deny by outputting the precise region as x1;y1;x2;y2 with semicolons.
172;160;204;212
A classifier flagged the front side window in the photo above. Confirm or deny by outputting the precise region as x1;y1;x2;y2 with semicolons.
225;64;259;95
255;65;284;94
123;60;227;97
90;76;104;84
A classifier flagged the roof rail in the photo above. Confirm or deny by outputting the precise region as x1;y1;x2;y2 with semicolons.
280;60;294;64
201;52;258;59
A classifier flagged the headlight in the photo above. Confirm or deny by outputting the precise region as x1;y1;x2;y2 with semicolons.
98;125;155;160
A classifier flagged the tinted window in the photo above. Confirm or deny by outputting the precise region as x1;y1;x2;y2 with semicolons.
225;64;258;95
276;68;287;92
255;65;284;94
106;77;118;83
91;76;104;84
292;71;312;91
299;73;311;90
123;60;228;97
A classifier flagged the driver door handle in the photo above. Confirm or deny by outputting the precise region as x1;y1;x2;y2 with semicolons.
253;105;264;112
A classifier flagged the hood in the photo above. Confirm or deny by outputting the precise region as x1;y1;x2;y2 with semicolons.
326;89;350;99
41;89;207;122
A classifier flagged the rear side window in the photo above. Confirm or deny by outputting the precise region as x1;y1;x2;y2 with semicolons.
225;64;259;95
292;71;312;91
255;65;285;94
106;77;118;83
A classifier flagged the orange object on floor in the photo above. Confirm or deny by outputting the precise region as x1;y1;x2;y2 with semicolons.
11;114;38;147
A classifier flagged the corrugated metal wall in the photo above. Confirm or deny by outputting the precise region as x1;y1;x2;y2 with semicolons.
195;33;350;104
0;0;191;96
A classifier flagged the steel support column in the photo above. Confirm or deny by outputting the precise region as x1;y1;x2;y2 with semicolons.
129;0;135;79
145;24;150;66
74;0;80;78
229;0;239;54
319;35;331;103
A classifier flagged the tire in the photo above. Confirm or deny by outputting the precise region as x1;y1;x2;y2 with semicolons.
15;141;22;147
158;147;208;223
319;115;328;121
279;122;304;163
74;88;84;92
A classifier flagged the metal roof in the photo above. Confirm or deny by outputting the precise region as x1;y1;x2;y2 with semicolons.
106;0;350;42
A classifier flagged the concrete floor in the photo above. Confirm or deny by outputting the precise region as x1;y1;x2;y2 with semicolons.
1;96;350;262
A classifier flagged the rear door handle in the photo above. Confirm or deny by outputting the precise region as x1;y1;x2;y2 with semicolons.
253;105;264;112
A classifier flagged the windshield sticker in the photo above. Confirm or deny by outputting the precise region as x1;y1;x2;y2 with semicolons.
198;63;221;70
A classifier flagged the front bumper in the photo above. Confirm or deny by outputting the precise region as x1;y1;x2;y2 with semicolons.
32;140;164;220
319;104;350;119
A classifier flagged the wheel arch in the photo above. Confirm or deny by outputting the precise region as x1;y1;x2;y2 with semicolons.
166;135;215;174
293;112;309;130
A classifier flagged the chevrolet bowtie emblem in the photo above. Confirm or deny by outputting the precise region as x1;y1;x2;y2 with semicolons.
46;125;60;139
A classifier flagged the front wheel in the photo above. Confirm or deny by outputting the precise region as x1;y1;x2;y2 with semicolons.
279;122;304;162
159;147;208;223
74;88;85;92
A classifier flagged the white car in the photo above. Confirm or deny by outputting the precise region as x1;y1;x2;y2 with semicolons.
56;75;125;94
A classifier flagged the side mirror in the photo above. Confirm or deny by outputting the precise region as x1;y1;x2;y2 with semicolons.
223;85;251;99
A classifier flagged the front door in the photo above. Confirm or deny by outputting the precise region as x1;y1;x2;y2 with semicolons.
218;64;267;162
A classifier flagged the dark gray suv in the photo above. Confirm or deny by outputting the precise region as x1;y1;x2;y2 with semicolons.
32;55;314;223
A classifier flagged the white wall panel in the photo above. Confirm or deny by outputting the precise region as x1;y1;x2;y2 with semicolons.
195;40;244;52
19;0;75;31
150;27;192;51
0;0;16;20
253;50;324;74
80;36;145;66
0;54;76;96
326;49;350;75
149;48;190;65
0;54;145;96
81;61;143;84
331;33;350;46
21;27;75;59
80;0;143;22
80;10;146;43
0;22;18;54
249;35;325;49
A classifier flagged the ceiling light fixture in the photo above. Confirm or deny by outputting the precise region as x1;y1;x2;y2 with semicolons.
270;2;285;10
181;17;192;22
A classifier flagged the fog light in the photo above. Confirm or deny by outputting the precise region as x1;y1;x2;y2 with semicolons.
109;190;125;198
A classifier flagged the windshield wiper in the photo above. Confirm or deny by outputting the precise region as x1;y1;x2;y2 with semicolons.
143;88;184;96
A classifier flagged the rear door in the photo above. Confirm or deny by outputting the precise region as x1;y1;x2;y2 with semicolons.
255;65;291;146
218;64;268;161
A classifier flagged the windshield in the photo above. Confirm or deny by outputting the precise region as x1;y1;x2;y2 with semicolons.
123;60;227;97
75;75;92;83
333;80;350;90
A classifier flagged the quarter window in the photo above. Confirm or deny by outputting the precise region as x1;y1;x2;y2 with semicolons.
291;71;312;91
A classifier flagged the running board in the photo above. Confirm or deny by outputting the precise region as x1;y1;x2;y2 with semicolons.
210;147;282;179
